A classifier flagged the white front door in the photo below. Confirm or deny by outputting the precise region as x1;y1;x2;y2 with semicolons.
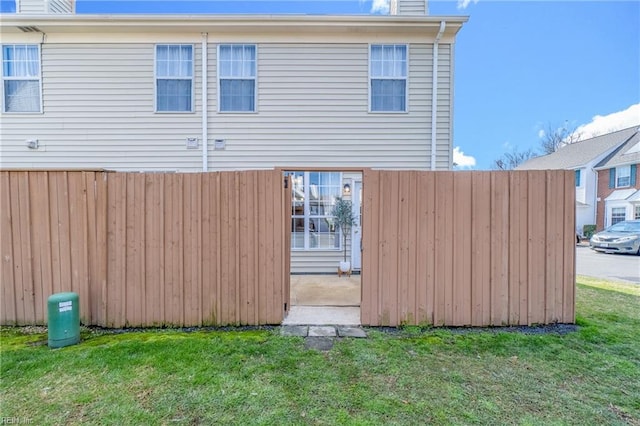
351;181;362;270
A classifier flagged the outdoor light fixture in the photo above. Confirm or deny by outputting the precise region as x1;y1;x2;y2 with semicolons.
343;183;351;196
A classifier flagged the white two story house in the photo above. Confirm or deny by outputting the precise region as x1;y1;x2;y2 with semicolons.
0;0;466;273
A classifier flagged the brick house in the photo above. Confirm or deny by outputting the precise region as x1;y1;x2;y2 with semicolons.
594;128;640;230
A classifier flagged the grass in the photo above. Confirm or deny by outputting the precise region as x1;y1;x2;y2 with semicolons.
1;277;639;425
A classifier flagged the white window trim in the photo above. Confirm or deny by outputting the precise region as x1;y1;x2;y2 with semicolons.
606;201;630;227
154;44;195;114
1;43;43;114
217;44;258;114
291;171;343;252
615;165;631;188
368;43;409;114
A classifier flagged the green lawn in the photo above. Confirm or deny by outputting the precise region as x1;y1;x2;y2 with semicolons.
1;277;639;425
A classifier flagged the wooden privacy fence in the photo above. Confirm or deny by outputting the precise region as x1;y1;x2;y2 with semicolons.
1;170;291;327
361;170;576;326
2;169;575;328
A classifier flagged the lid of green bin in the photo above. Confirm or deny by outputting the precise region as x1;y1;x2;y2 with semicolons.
48;292;79;301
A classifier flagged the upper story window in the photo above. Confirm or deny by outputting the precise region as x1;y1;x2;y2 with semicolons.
370;44;407;112
2;44;41;113
575;169;581;187
616;165;631;188
218;44;256;112
155;44;193;112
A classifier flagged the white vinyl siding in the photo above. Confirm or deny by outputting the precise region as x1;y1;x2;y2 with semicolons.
2;44;41;113
218;44;256;112
1;42;453;172
0;43;202;170
155;44;194;113
206;42;450;171
16;0;45;13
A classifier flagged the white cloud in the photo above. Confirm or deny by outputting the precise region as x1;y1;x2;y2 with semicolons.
457;0;479;10
573;103;640;140
537;129;546;139
453;146;476;168
370;0;390;14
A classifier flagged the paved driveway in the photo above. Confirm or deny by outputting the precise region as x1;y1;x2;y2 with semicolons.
576;245;639;284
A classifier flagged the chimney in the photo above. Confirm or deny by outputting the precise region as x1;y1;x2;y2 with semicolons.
389;0;428;16
16;0;75;14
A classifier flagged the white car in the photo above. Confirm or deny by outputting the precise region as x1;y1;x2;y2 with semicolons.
590;220;640;255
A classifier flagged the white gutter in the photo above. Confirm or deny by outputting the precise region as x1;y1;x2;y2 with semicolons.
202;32;208;171
430;21;446;170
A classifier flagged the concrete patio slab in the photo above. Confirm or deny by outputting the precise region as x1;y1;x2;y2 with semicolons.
280;325;308;337
290;274;360;306
337;326;368;338
304;337;334;351
308;326;337;337
282;306;360;326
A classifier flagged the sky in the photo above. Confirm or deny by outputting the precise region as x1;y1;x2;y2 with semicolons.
1;0;638;169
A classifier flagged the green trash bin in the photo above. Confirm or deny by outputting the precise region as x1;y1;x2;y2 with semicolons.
48;292;80;348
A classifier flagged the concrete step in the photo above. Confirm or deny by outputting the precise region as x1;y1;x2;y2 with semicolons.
281;325;368;338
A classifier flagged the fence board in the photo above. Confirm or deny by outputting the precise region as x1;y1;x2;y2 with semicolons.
29;172;52;324
453;172;472;326
68;172;90;324
1;172;17;324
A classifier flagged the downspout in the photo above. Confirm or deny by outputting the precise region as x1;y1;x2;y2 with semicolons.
430;21;446;170
202;32;208;171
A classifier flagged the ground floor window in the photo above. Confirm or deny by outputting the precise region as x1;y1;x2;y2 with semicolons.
288;171;341;250
635;204;640;220
610;207;626;226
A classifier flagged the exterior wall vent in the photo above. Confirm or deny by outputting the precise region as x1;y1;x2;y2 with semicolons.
18;26;42;32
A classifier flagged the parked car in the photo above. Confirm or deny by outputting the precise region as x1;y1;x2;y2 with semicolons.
589;220;640;255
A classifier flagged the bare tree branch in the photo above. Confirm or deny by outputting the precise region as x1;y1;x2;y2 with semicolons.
491;147;537;170
539;122;582;154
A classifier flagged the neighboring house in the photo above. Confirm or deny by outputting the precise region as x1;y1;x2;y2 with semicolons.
594;130;640;230
0;0;466;273
517;126;640;236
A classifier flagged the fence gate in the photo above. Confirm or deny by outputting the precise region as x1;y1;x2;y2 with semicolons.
360;170;576;327
1;170;291;327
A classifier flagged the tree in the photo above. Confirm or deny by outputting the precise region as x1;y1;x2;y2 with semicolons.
539;122;582;154
491;147;537;170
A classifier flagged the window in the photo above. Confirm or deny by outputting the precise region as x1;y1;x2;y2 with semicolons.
218;44;256;112
289;172;341;250
155;44;193;112
611;207;626;226
370;44;407;112
575;169;581;187
616;165;631;188
635;204;640;220
2;44;41;113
